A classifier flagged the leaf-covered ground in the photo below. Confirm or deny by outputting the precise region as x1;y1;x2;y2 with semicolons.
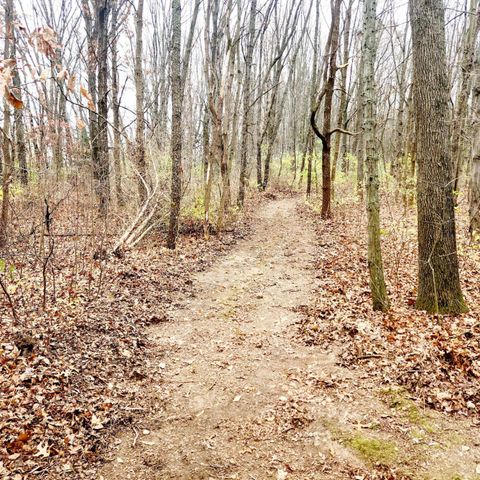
0;198;256;479
296;197;480;419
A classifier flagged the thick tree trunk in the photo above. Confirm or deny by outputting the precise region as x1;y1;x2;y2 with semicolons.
410;0;467;314
363;0;389;311
217;11;238;233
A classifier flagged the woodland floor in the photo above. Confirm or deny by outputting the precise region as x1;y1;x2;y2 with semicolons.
93;196;480;480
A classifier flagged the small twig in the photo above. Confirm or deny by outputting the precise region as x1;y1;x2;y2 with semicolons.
328;127;358;136
357;354;384;360
0;274;19;323
132;427;139;447
123;406;147;412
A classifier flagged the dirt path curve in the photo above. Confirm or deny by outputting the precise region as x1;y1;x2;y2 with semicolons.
100;197;357;479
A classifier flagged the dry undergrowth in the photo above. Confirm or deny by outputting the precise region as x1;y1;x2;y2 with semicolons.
0;186;258;479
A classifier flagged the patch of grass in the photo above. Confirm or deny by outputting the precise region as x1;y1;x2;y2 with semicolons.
345;434;397;465
381;387;436;433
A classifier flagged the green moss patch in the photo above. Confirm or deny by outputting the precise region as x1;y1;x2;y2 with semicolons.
345;434;398;465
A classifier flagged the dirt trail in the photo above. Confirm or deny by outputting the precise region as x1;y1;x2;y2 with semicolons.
99;197;480;480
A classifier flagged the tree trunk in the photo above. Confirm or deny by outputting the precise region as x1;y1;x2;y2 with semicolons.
82;0;99;201
167;0;199;248
332;0;353;196
134;0;147;203
363;0;389;311
452;0;479;197
0;0;13;247
469;38;480;238
12;19;27;185
238;0;257;207
167;0;182;249
354;50;365;200
410;0;467;314
111;0;123;205
311;0;341;219
96;0;111;216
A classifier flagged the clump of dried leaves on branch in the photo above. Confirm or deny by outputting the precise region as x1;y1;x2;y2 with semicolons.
296;198;480;419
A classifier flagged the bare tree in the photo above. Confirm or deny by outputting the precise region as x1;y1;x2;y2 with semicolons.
134;0;147;203
237;0;257;207
363;0;390;311
0;0;14;247
167;0;200;249
311;0;342;219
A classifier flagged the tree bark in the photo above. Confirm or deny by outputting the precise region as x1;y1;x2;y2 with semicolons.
410;0;467;314
167;0;182;249
237;0;257;207
469;32;480;239
134;0;147;203
311;0;341;219
96;0;111;215
0;0;13;247
111;0;123;205
363;0;389;311
11;17;27;185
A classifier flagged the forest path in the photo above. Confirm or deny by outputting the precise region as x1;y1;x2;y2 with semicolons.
98;197;479;480
100;196;354;479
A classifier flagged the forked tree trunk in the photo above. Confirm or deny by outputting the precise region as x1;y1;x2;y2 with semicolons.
410;0;467;314
311;0;341;219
